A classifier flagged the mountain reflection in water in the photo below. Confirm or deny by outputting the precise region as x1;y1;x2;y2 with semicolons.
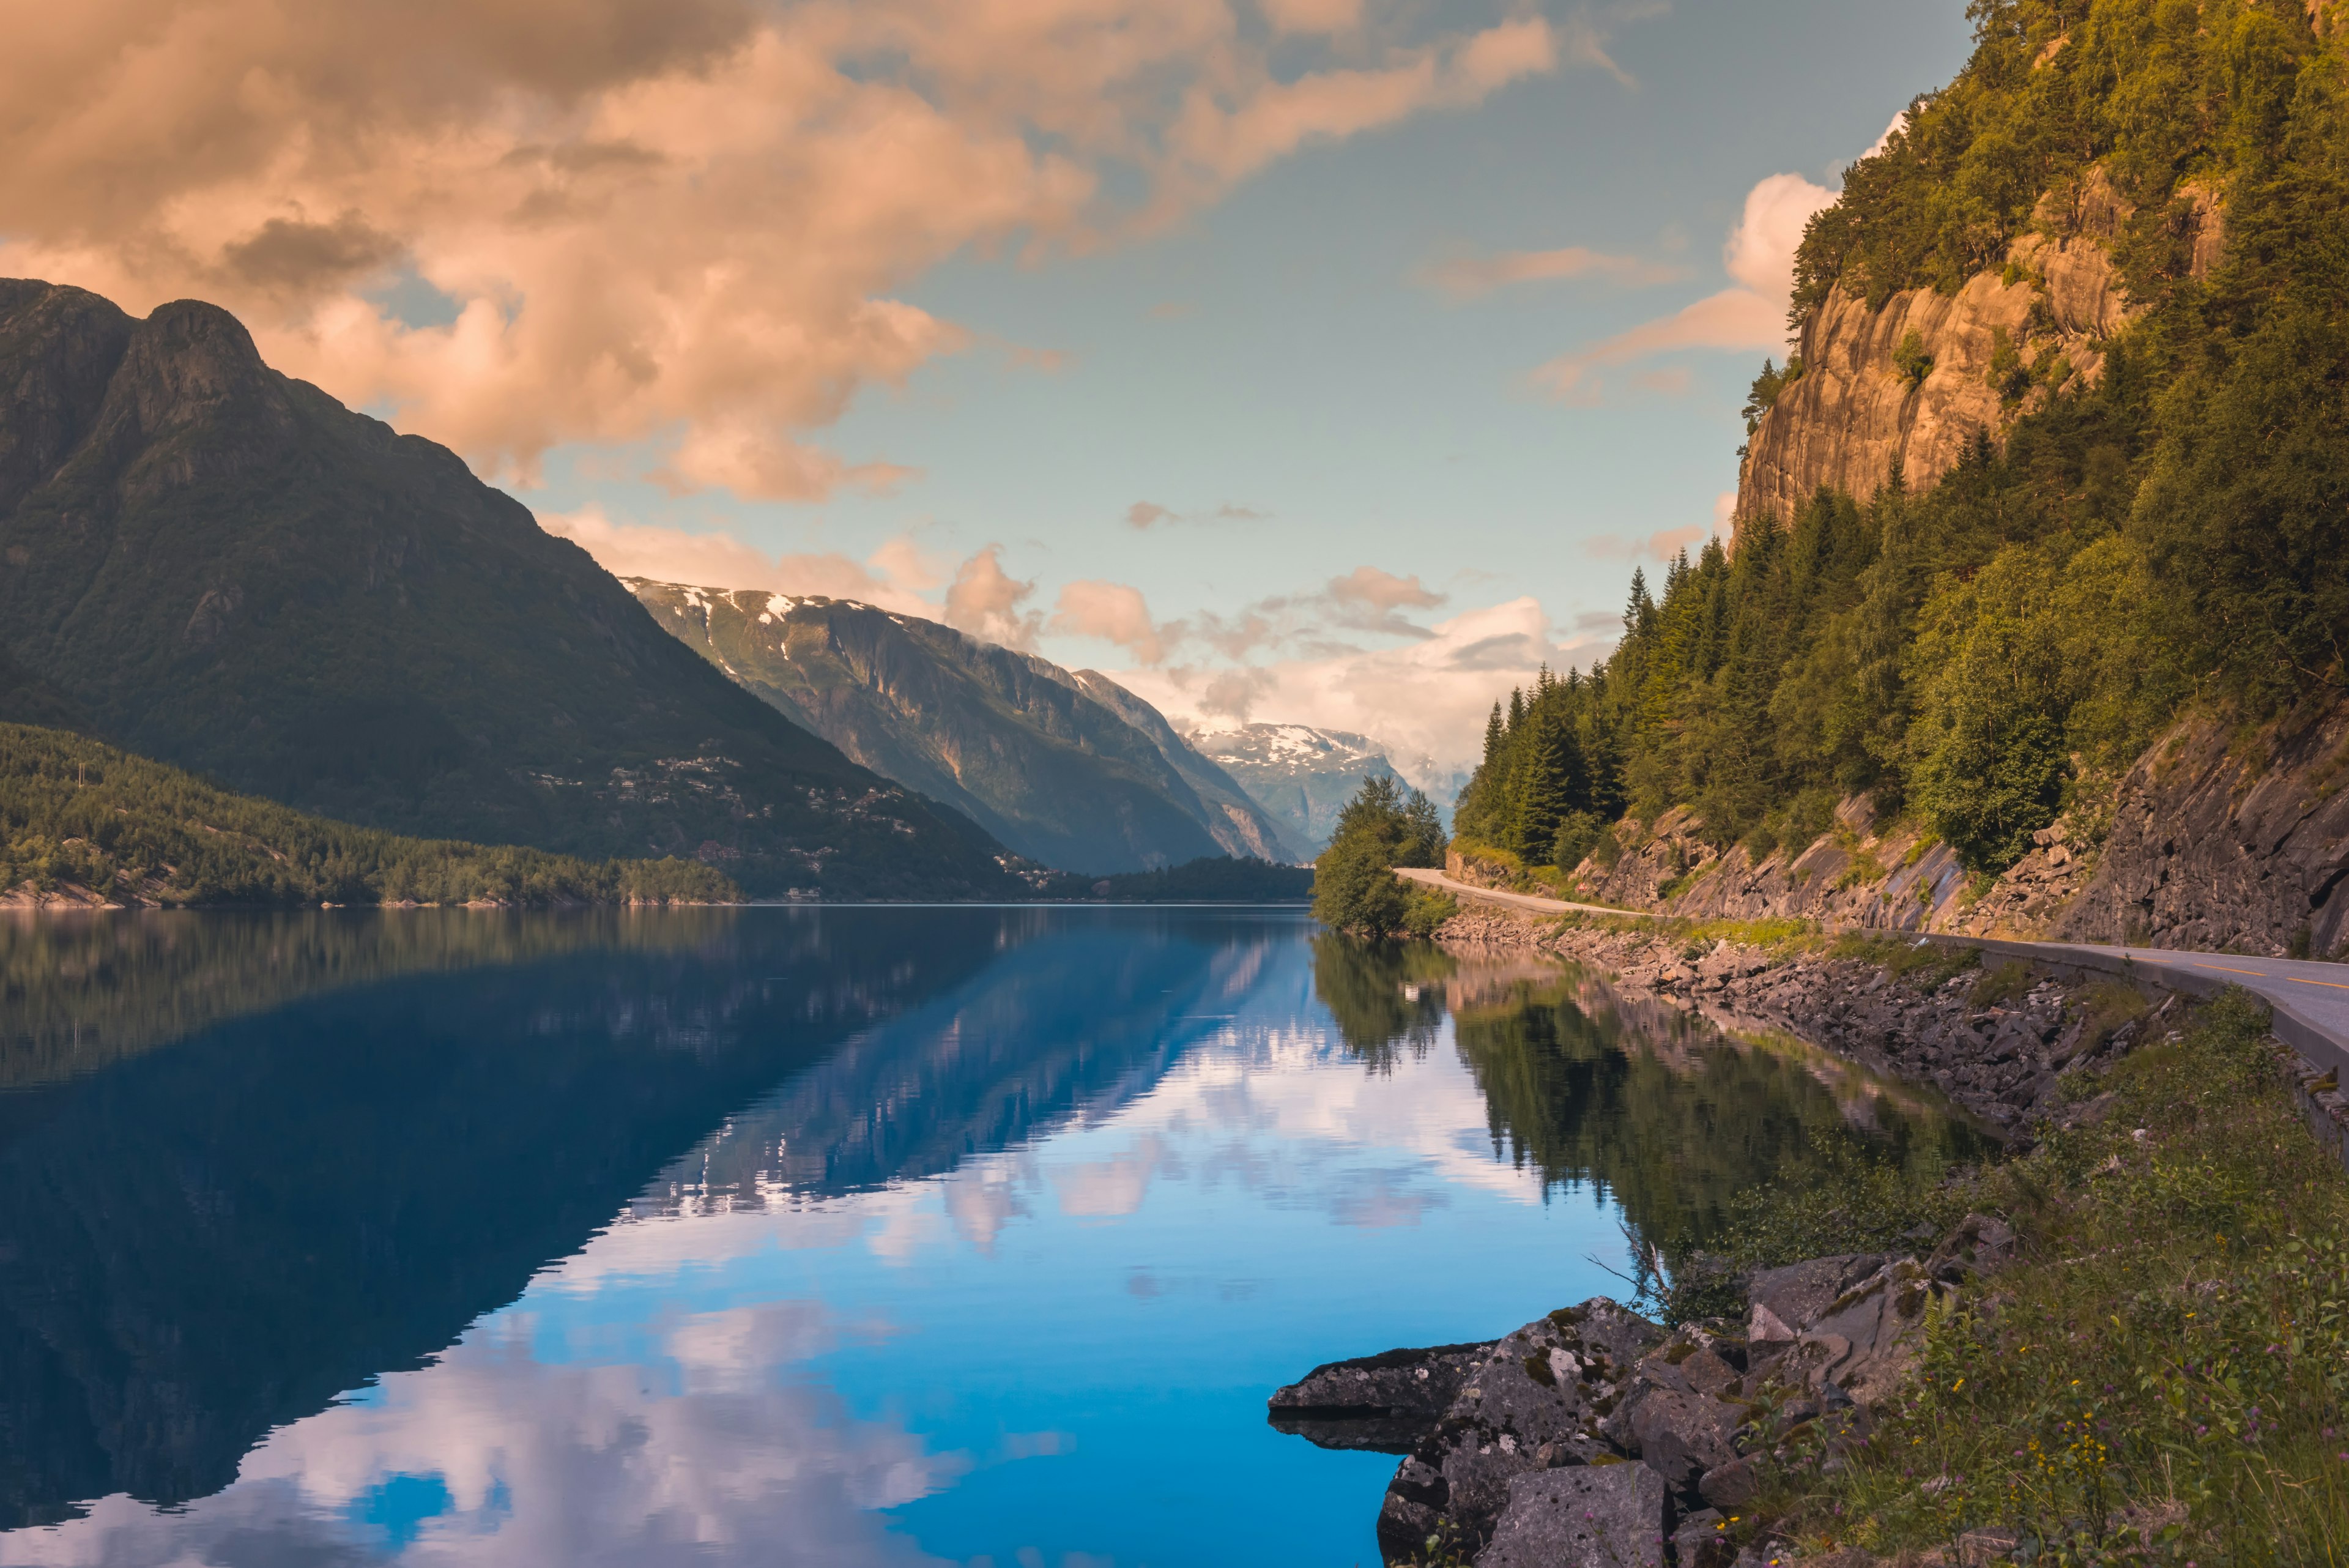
0;913;1981;1566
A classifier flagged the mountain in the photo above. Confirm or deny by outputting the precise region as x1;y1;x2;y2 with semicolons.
626;582;1301;872
0;722;734;908
0;280;1012;899
1449;0;2349;959
1055;669;1310;861
1183;724;1406;857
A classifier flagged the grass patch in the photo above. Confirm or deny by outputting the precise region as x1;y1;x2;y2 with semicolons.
1970;959;2036;1009
1833;849;1892;892
1768;991;2349;1564
1830;932;1984;988
2075;978;2154;1054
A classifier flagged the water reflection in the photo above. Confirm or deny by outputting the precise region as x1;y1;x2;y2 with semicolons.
0;916;1984;1566
1314;940;1990;1254
0;909;1008;1526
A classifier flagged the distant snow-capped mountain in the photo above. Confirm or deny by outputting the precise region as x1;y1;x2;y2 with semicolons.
1181;723;1418;857
626;580;1302;874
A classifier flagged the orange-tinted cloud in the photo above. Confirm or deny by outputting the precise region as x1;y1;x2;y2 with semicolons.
1414;245;1684;302
944;545;1044;651
0;0;1594;499
536;503;940;611
1581;523;1710;562
1531;170;1835;402
1051;579;1167;665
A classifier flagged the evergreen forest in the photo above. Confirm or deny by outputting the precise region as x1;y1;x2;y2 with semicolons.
1457;0;2349;877
0;724;737;908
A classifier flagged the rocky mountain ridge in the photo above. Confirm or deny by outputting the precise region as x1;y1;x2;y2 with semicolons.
0;278;1010;899
626;581;1299;874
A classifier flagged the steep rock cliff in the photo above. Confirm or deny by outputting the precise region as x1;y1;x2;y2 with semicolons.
1736;168;2219;524
2052;702;2349;957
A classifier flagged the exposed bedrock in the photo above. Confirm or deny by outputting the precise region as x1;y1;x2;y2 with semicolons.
1272;1233;1983;1566
1735;165;2220;527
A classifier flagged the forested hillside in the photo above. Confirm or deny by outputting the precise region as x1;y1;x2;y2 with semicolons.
0;724;734;907
1461;0;2349;882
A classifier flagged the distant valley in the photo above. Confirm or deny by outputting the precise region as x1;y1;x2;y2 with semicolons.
627;581;1304;875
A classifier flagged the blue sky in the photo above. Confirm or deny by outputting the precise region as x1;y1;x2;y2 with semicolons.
518;1;1972;765
10;0;1978;768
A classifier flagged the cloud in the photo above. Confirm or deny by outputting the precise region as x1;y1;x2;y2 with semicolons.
1529;169;1837;401
1199;666;1278;721
1328;565;1444;612
943;544;1043;650
1050;580;1167;665
0;0;1622;499
1413;245;1684;302
1556;1;1668;87
1582;522;1709;562
1124;500;1267;529
1261;0;1365;35
1113;596;1614;774
536;504;936;612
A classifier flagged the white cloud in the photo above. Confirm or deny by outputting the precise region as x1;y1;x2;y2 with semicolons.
1530;169;1837;401
1111;595;1611;773
0;0;1623;502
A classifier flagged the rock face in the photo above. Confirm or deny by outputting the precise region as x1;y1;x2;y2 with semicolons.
1736;165;2219;526
1376;1302;1664;1558
1467;689;2349;961
1475;1463;1666;1568
2054;700;2349;959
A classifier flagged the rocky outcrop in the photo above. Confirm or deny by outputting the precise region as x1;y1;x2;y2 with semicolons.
2053;701;2349;959
1266;1342;1486;1452
1736;166;2221;526
1512;693;2349;960
1272;1212;1995;1566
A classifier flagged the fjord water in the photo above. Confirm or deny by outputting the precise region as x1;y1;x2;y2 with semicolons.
0;909;1980;1566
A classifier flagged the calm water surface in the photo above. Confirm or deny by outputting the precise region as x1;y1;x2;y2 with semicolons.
0;908;1981;1566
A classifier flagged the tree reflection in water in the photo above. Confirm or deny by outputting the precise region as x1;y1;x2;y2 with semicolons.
1311;936;1990;1262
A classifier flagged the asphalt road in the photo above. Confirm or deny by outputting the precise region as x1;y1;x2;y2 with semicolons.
1395;865;2349;1068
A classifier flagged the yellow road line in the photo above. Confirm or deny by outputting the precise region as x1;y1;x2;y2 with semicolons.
2290;977;2349;991
2194;963;2269;977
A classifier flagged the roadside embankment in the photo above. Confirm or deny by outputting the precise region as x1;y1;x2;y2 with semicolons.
1278;902;2349;1564
1439;905;2151;1142
1275;986;2349;1565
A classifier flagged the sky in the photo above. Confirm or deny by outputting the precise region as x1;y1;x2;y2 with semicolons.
0;0;1975;771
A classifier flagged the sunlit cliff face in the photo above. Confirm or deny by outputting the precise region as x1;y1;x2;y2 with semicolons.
0;0;1560;500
